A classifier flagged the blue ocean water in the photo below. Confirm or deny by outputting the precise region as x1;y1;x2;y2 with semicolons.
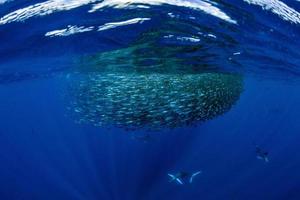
0;0;300;199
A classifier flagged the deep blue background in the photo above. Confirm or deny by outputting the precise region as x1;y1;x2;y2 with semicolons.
0;0;300;199
1;73;300;200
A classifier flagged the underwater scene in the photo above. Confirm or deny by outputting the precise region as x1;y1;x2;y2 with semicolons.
0;0;300;199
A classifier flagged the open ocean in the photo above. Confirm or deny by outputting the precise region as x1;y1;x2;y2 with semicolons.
0;0;300;199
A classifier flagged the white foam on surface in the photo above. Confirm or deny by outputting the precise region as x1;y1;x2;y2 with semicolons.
0;0;236;25
176;36;201;42
98;17;150;31
44;18;149;37
0;0;99;25
89;0;237;24
0;0;12;4
45;25;94;37
163;34;175;38
2;0;300;26
164;34;201;42
233;51;241;55
244;0;300;24
168;12;175;18
207;33;217;38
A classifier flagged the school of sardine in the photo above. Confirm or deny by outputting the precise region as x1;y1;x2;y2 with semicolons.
68;72;243;130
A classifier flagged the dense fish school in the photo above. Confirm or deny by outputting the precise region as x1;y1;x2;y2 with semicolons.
69;72;242;130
